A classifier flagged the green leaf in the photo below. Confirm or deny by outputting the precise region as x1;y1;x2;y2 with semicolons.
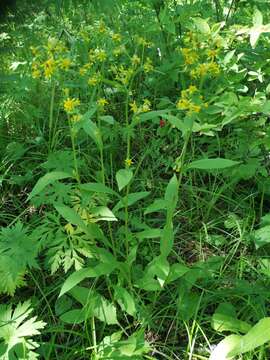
92;292;118;325
229;317;270;356
60;309;86;324
79;182;118;196
28;171;72;200
209;334;241;360
193;17;210;34
253;9;263;27
211;303;251;334
164;174;178;211
114;286;136;317
92;206;118;222
113;192;150;212
80;116;103;150
253;225;270;249
54;204;88;232
210;317;270;359
167;263;189;283
59;262;116;297
187;158;240;170
144;199;167;214
116;169;133;191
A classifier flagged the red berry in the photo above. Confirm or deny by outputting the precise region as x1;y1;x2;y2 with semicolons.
159;119;166;127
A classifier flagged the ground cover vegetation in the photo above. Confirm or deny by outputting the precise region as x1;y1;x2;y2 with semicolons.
1;0;270;358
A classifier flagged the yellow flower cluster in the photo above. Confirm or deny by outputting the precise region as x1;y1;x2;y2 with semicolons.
112;65;134;86
176;85;202;114
182;48;199;65
144;57;154;73
64;98;80;113
190;62;220;79
43;58;55;79
97;98;108;108
130;99;151;114
88;72;101;86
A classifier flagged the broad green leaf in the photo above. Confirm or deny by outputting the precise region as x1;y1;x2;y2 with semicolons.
136;228;161;240
100;115;115;125
253;9;263;27
68;287;118;325
59;262;116;297
160;221;174;258
54;204;87;232
164;174;178;212
167;263;189;283
114;286;136;317
229;317;270;356
92;206;117;222
60;309;86;324
144;199;167;214
187;158;240;170
113;192;150;212
28;171;72;200
79;182;118;196
193;17;210;34
212;313;251;334
92;292;118;325
209;335;241;360
116;169;133;191
253;225;270;249
82;118;103;150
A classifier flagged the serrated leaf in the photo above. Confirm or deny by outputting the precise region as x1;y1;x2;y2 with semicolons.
116;169;133;191
28;171;72;200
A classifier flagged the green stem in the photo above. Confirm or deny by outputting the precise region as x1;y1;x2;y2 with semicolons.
48;82;56;152
68;117;80;183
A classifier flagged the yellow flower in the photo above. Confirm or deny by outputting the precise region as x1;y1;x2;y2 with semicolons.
125;158;133;167
32;62;41;78
97;98;108;108
141;99;151;113
176;98;191;110
144;57;153;73
64;98;80;113
43;58;55;79
182;48;199;65
113;45;126;57
98;21;107;34
187;85;198;94
60;58;71;70
188;103;201;114
112;33;121;42
79;67;87;76
208;62;220;76
32;69;41;78
65;223;74;235
71;114;82;122
206;49;218;60
95;49;107;62
130;101;138;113
131;54;140;66
88;72;101;86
